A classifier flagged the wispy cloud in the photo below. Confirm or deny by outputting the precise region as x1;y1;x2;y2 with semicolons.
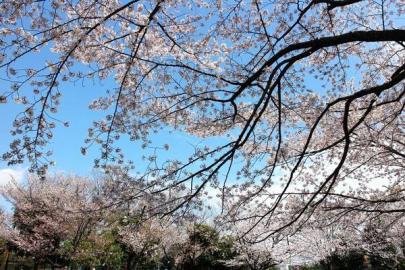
0;168;25;186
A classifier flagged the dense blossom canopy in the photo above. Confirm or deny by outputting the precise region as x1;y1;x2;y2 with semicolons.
0;0;404;238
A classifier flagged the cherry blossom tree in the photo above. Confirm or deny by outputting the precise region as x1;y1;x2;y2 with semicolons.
292;212;405;269
116;217;185;269
0;174;101;265
220;191;405;268
0;170;199;268
0;0;404;237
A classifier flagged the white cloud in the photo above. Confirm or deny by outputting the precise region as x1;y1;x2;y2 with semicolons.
0;168;25;186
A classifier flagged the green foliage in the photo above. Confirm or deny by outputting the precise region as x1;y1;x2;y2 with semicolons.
60;230;125;269
189;223;220;248
175;223;239;270
303;249;405;270
216;235;237;260
320;250;365;270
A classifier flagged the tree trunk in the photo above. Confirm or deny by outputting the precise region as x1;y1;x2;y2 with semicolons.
0;248;10;270
126;254;133;270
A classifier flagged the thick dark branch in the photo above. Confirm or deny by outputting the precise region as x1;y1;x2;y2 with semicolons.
231;29;405;101
315;0;363;10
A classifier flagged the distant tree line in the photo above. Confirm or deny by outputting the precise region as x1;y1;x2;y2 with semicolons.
0;173;404;270
0;173;276;270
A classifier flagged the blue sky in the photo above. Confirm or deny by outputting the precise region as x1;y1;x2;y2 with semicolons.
1;67;104;175
0;78;204;175
0;58;229;181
